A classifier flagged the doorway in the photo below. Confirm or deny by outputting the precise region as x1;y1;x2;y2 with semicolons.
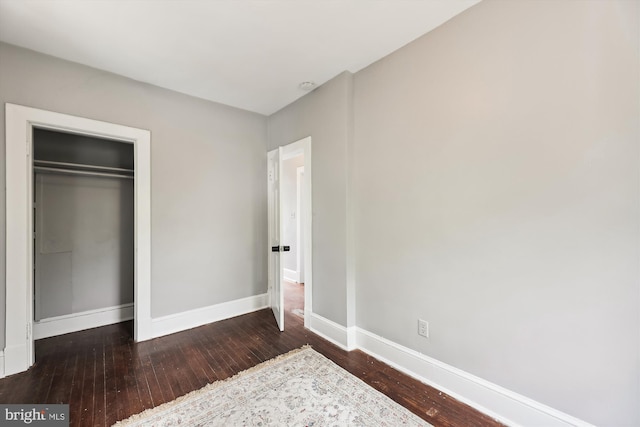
282;156;305;323
267;137;312;332
4;104;152;377
32;128;135;341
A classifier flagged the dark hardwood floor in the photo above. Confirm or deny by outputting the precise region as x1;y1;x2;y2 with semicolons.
0;282;503;426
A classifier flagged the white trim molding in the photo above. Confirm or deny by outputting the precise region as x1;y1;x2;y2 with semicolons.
4;103;152;377
0;351;5;379
151;294;269;339
355;328;595;427
33;304;134;340
308;313;357;351
283;268;299;283
295;166;305;285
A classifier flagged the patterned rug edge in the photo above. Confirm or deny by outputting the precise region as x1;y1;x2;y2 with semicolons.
112;345;313;426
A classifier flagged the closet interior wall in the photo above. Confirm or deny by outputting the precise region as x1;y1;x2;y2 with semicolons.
33;128;134;330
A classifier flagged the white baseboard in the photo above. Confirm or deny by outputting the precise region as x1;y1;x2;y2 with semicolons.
283;268;299;283
2;344;28;378
308;313;357;351
33;303;134;340
0;351;4;379
151;293;268;339
355;328;594;427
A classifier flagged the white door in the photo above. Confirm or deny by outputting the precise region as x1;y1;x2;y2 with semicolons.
267;148;285;331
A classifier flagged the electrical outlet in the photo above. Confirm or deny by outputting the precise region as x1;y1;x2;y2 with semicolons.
418;319;429;338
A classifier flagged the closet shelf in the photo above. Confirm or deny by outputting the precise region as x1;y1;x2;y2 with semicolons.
34;160;134;180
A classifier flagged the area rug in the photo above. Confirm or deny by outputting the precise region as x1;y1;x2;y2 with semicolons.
114;346;431;426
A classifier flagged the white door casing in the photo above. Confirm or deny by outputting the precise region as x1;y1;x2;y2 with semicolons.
296;166;305;283
4;103;152;377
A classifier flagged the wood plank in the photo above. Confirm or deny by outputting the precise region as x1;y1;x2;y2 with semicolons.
67;341;88;425
79;346;96;427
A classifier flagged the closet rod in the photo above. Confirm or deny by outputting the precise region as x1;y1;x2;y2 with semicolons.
34;166;134;180
34;160;134;173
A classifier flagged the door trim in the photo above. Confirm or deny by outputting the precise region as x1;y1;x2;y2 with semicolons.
296;166;305;284
4;103;152;377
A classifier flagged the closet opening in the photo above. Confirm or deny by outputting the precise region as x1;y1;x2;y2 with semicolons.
31;128;135;343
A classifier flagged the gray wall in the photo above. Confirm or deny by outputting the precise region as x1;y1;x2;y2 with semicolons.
353;1;639;425
267;72;353;326
2;0;639;423
0;42;268;341
35;173;134;320
34;127;135;170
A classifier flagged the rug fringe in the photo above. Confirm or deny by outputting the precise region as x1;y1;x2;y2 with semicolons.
112;345;313;426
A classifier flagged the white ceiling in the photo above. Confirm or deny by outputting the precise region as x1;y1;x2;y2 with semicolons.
0;0;480;115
